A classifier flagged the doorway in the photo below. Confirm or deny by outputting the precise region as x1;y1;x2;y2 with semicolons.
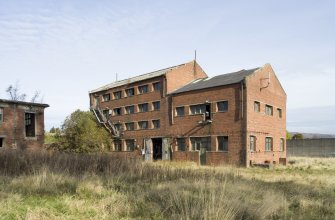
152;138;162;160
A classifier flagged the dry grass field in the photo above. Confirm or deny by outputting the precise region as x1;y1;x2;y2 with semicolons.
0;151;334;220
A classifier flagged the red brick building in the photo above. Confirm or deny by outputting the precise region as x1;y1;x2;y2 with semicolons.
89;61;286;166
0;99;49;150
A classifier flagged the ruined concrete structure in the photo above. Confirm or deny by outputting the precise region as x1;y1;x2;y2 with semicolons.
0;99;49;150
89;60;286;166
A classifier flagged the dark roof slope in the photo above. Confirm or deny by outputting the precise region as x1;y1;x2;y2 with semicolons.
171;67;260;94
0;98;49;108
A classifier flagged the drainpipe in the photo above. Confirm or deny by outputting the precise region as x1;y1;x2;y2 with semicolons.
241;79;249;167
13;103;17;149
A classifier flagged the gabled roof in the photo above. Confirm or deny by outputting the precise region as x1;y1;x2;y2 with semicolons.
171;67;260;94
0;98;49;108
89;62;189;94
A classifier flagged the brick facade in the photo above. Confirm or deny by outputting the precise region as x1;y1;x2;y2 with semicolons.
89;61;286;167
0;99;49;150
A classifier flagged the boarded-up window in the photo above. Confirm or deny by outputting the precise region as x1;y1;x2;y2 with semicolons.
218;136;228;151
25;113;35;137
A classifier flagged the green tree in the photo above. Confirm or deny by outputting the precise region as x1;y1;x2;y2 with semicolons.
292;133;303;140
57;110;111;153
286;131;292;140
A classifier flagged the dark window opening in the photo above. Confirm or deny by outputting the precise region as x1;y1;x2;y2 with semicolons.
280;138;285;151
103;109;109;119
125;105;135;114
103;94;110;102
113;91;122;99
152;120;160;129
152;138;162;160
114;140;122;151
265;105;273;116
217;101;228;112
190;137;211;151
0;138;4;148
250;136;256;151
0;108;3;122
138;103;149;112
277;108;282;118
153;82;161;91
25;113;36;137
138;85;148;94
176;106;185;116
218;136;228;151
254;101;260;112
205;103;211;120
126;139;135;151
113;108;121;116
152;101;160;111
265;137;273;151
138;121;148;129
177;138;185;151
190;104;206;115
126;88;135;97
125;122;135;131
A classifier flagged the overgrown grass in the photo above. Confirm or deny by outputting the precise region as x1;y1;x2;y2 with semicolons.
0;151;334;219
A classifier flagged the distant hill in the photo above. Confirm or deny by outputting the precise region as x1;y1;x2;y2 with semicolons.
289;132;335;139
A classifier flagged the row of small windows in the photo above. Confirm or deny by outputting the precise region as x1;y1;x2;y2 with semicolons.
103;101;160;117
176;136;228;152
175;101;228;117
102;82;161;102
114;119;160;131
249;136;285;152
113;139;136;151
254;101;282;118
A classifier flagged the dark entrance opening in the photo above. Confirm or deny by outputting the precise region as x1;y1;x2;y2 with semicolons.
152;138;162;160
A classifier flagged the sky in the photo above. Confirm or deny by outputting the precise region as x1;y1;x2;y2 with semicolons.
0;0;334;134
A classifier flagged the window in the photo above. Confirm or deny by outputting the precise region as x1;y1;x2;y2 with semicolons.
138;103;149;112
218;136;228;151
153;82;161;91
114;140;122;151
190;137;211;151
177;138;185;151
125;88;135;97
0;108;3;123
152;120;160;129
190;104;206;115
103;94;110;102
265;137;273;151
125;105;135;114
138;85;148;94
0;138;4;148
138;121;148;129
125;122;135;131
152;101;160;111
217;101;228;112
277;108;282;118
103;109;109;119
25;113;36;137
280;138;285;151
250;136;256;151
113;91;122;99
114;123;122;132
176;106;185;116
254;101;260;112
265;105;273;116
113;108;122;116
126;139;135;151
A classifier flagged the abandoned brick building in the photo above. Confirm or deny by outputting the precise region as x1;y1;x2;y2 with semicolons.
0;99;49;150
89;60;286;166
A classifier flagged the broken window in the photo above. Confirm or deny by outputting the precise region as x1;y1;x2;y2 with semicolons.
125;122;135;131
114;140;122;151
205;103;211;120
138;85;148;94
190;104;206;115
152;120;160;129
190;137;210;151
217;101;228;112
250;136;256;151
277;108;282;118
25;113;35;137
103;94;110;102
177;138;185;151
138;103;148;112
126;139;135;151
0;108;3;123
125;105;135;114
103;109;109;119
113;91;122;99
280;138;285;151
254;101;260;112
0;137;4;148
138;121;148;129
126;88;135;97
153;82;161;91
152;101;160;111
265;105;273;116
113;108;122;116
217;136;228;151
265;137;273;151
176;106;185;116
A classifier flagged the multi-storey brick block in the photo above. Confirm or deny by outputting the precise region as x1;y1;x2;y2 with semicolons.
89;61;286;167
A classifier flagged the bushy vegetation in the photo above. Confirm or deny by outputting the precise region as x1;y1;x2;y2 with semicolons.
52;110;112;153
0;151;334;219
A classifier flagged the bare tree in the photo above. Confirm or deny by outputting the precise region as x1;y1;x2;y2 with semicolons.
30;90;41;103
6;81;26;101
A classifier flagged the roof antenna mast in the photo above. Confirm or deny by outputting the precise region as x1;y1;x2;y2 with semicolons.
194;50;197;61
116;73;118;81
